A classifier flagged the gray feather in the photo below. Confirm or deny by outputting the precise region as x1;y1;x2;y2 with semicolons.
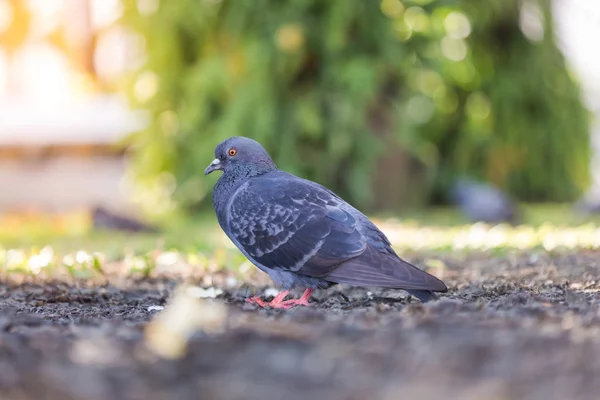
208;136;448;300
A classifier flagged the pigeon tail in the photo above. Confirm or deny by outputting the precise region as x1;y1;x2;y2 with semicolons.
323;246;448;296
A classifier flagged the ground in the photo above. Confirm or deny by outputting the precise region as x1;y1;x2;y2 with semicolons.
1;248;600;400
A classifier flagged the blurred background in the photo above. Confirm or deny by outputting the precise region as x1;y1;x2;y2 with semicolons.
1;0;600;251
3;3;600;397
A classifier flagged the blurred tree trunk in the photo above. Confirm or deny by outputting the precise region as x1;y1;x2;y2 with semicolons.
369;99;429;211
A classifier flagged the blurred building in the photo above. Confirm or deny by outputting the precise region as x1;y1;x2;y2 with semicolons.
0;0;146;213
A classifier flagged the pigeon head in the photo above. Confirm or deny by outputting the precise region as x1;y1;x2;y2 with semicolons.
204;136;277;176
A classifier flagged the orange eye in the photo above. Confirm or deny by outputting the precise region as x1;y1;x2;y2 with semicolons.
228;148;237;156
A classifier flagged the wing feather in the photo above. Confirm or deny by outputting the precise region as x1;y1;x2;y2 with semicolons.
325;246;448;291
226;172;446;292
227;174;366;276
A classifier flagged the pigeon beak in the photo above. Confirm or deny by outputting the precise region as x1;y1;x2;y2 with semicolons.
204;158;222;175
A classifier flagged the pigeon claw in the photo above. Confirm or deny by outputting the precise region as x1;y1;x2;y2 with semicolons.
278;298;311;308
245;296;268;308
245;289;314;310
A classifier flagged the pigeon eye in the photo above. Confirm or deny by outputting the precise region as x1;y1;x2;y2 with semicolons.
228;148;237;157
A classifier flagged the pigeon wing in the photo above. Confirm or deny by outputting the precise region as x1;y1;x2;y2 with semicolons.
324;245;448;291
227;175;366;276
227;173;446;292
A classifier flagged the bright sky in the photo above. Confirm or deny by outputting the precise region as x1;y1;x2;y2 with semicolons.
0;0;124;101
553;0;600;109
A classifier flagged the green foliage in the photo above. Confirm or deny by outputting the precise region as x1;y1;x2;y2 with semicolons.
120;0;590;213
400;0;591;202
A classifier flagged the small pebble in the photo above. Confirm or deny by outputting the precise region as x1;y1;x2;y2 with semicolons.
263;288;279;297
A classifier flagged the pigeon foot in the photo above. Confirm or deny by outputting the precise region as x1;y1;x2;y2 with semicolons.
245;296;269;307
245;289;314;309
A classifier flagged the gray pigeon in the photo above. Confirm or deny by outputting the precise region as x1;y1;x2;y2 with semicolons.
205;137;447;309
92;206;158;233
573;188;600;216
450;178;520;224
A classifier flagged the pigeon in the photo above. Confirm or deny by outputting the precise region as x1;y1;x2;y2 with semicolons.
205;137;447;309
573;187;600;216
450;178;520;224
92;206;159;233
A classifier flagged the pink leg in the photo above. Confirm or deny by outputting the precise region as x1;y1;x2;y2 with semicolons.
279;288;314;308
245;289;314;309
246;290;290;308
245;296;268;308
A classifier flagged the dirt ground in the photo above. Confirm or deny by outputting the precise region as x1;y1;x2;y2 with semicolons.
1;250;600;400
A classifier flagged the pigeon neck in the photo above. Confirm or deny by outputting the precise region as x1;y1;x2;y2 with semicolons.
231;161;277;179
214;163;277;200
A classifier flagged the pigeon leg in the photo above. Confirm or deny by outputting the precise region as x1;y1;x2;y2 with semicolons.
246;289;314;309
246;290;290;308
279;288;314;308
